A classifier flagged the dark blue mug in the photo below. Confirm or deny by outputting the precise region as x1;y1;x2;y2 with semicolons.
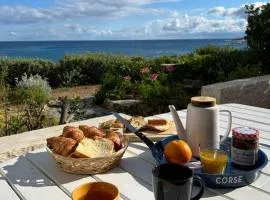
152;164;205;200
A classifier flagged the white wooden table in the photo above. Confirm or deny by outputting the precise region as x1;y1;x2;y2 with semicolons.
0;103;269;200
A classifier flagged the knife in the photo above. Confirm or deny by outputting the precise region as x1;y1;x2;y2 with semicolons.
112;112;154;149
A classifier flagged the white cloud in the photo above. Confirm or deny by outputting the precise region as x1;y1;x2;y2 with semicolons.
118;14;248;39
209;6;245;18
208;2;267;19
0;6;54;24
10;31;17;36
0;0;179;24
1;1;267;40
64;24;113;36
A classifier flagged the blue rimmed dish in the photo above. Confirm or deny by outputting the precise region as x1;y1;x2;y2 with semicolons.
150;135;268;188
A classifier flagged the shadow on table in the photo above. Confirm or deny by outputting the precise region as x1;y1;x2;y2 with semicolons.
2;151;87;187
124;143;242;198
2;156;55;187
129;143;150;152
260;142;270;149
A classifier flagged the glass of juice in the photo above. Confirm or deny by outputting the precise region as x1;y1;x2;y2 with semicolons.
199;149;228;174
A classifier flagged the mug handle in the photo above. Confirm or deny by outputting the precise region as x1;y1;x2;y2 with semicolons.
191;175;205;200
219;110;232;144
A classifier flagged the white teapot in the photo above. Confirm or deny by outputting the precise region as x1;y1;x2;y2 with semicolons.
169;96;232;157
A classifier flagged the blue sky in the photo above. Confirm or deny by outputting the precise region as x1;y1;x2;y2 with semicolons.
0;0;269;41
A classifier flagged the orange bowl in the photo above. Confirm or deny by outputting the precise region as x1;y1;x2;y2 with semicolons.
72;182;120;200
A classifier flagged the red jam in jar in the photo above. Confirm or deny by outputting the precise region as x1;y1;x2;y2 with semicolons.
231;127;259;170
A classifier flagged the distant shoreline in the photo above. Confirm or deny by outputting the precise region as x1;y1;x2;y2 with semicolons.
0;39;246;61
0;38;243;42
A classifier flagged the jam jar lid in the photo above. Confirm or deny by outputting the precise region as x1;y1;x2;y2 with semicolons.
232;127;259;140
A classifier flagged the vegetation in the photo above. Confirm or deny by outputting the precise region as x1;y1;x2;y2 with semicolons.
245;3;270;73
0;3;269;134
0;46;265;117
0;48;265;135
1;74;56;136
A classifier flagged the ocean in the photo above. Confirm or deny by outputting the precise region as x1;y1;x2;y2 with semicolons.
0;39;246;61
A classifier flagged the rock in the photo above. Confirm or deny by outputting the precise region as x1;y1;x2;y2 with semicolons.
201;75;270;108
104;99;157;115
82;106;110;119
79;96;95;108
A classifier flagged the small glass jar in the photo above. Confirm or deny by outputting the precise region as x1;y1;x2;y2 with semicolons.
231;127;259;170
200;148;228;174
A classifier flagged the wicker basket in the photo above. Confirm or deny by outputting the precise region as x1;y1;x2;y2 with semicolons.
46;137;128;175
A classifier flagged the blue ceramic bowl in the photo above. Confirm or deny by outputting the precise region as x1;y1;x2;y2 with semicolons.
151;135;268;188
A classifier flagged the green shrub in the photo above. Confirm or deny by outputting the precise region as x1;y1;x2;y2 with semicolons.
3;74;52;133
245;3;270;73
58;53;136;86
170;46;260;85
0;46;266;115
228;64;262;80
0;58;59;87
9;74;51;105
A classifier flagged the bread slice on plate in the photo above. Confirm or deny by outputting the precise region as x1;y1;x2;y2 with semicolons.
73;138;114;158
145;119;172;132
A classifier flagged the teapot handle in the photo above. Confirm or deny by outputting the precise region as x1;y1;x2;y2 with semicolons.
219;110;232;144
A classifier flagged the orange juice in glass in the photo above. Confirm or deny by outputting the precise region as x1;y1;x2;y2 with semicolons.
200;149;228;174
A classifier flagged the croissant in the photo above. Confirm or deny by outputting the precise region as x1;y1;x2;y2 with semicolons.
79;125;105;139
63;126;77;134
105;130;122;151
47;137;77;157
63;127;84;142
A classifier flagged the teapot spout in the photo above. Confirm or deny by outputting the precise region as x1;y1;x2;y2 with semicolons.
169;105;187;141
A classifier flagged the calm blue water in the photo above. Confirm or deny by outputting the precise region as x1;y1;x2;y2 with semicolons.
0;40;246;61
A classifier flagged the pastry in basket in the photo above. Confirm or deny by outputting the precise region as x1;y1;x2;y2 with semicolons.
47;137;77;157
79;125;105;139
105;130;122;151
62;126;84;142
99;119;124;130
145;119;172;132
72;138;114;158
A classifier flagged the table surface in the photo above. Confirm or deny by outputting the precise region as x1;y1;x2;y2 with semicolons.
0;103;269;200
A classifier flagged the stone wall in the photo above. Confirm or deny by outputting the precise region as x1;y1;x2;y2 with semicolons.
201;75;270;108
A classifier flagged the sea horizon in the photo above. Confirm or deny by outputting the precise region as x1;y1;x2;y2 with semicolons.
0;39;246;61
0;38;244;42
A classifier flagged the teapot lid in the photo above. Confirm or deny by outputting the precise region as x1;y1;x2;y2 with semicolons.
191;96;216;107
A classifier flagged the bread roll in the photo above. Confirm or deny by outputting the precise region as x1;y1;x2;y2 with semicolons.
47;137;77;157
63;126;77;134
105;130;122;151
63;127;84;142
79;125;105;139
74;138;114;158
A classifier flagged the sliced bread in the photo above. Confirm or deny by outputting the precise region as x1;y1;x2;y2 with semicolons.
74;138;114;158
145;119;172;132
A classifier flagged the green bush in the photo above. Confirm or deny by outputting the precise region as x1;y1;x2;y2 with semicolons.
95;46;264;112
245;3;270;73
58;53;141;87
3;74;52;134
0;45;266;114
0;58;59;87
0;46;264;91
9;74;51;105
170;46;260;85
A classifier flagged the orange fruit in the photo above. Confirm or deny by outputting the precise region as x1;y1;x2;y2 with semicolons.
164;140;192;164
